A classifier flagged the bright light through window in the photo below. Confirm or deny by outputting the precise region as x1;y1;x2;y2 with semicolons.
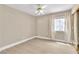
54;17;65;31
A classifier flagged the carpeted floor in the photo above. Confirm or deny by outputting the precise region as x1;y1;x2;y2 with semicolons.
0;38;77;54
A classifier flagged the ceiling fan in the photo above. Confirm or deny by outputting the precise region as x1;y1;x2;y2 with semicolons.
35;4;47;15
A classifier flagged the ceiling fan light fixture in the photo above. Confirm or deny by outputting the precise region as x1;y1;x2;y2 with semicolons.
35;4;46;16
35;10;44;15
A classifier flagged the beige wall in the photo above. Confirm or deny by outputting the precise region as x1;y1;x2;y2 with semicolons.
0;5;36;48
36;15;51;38
36;14;66;40
36;11;72;43
0;5;73;48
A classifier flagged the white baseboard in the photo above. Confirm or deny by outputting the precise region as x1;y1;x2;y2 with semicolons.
0;36;36;52
0;36;72;52
35;36;50;40
0;36;49;52
35;36;73;45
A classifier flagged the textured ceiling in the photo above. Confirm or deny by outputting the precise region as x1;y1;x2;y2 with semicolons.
6;4;74;16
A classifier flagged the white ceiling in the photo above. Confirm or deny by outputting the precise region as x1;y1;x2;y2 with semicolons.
6;4;74;16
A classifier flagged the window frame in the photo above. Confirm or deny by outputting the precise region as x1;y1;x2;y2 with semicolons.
53;16;65;32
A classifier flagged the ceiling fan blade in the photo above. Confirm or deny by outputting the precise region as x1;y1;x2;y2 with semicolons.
35;4;46;15
36;4;47;9
41;5;47;9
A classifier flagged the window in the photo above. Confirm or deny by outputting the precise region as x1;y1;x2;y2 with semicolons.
54;17;65;31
